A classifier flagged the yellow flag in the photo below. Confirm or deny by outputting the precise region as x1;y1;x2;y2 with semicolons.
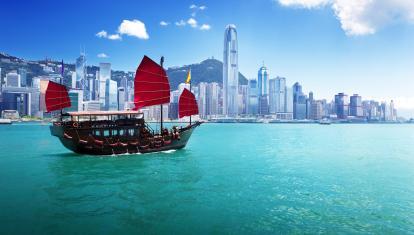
185;69;191;84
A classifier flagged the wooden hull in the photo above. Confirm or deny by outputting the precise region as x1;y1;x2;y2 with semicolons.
50;122;201;155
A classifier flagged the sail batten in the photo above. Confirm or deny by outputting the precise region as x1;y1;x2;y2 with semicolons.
40;80;71;112
179;88;198;118
134;56;171;110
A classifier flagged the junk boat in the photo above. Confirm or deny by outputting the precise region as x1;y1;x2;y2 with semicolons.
45;56;201;155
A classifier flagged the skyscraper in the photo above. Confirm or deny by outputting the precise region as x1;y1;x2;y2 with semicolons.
247;79;258;115
292;82;306;119
75;53;86;90
350;94;363;117
258;65;269;115
117;87;125;111
223;24;238;116
99;63;111;110
105;79;117;110
269;77;286;114
5;71;20;87
335;93;349;119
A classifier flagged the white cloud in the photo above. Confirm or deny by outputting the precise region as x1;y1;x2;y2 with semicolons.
278;0;329;8
175;20;186;26
187;18;198;28
200;24;211;30
160;21;170;26
276;0;414;36
97;53;108;58
96;30;121;40
96;30;108;38
108;34;121;40
118;19;149;40
189;4;207;10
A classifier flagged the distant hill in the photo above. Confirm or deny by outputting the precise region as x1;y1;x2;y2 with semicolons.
167;58;248;89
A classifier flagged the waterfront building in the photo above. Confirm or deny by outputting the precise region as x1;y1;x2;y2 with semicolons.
238;84;248;115
105;79;117;110
198;82;208;119
258;65;269;115
168;90;180;120
6;71;20;87
350;94;363;117
83;101;101;111
334;93;349;119
285;87;293;114
247;79;258;115
65;89;84;112
269;77;286;114
293;82;307;119
99;63;111;109
223;24;238;117
117;87;126;111
0;87;40;117
310;100;324;120
208;82;220;117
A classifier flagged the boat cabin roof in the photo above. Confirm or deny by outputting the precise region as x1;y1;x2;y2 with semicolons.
66;110;143;117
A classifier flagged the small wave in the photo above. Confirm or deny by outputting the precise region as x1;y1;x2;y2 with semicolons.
162;150;176;154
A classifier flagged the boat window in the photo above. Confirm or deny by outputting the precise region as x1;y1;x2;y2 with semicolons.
128;129;134;136
112;129;118;136
104;130;110;136
119;129;125;136
94;130;100;136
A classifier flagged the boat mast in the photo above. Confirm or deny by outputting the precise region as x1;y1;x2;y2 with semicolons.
60;59;64;121
160;56;164;132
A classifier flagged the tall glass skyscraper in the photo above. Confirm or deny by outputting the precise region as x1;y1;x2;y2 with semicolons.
258;65;269;115
223;24;238;117
99;63;111;110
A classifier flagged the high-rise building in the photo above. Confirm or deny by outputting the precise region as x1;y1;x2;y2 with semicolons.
99;63;111;109
293;82;306;119
75;53;86;90
105;79;117;110
65;89;84;112
334;93;349;119
198;82;208;119
208;82;220;117
18;68;27;87
258;66;269;115
310;100;323;120
6;71;21;87
247;79;258;115
269;77;286;114
117;87;126;111
223;24;238;117
285;87;293;114
69;71;76;89
238;84;248;115
350;94;363;117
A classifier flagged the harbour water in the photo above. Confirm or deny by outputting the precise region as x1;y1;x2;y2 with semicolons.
0;123;414;234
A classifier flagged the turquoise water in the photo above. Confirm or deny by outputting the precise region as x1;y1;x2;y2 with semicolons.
1;123;414;234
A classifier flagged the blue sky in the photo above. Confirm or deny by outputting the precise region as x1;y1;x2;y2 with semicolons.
1;0;414;116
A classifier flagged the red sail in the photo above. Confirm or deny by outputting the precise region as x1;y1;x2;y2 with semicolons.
40;80;71;112
179;88;198;118
134;56;171;110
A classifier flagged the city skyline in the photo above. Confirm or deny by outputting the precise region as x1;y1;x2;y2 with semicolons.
1;0;413;116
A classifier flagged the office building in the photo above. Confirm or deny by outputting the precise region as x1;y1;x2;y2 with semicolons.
223;24;238;116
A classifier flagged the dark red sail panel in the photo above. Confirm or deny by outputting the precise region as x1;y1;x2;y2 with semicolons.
179;88;198;118
41;80;71;112
134;56;171;110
